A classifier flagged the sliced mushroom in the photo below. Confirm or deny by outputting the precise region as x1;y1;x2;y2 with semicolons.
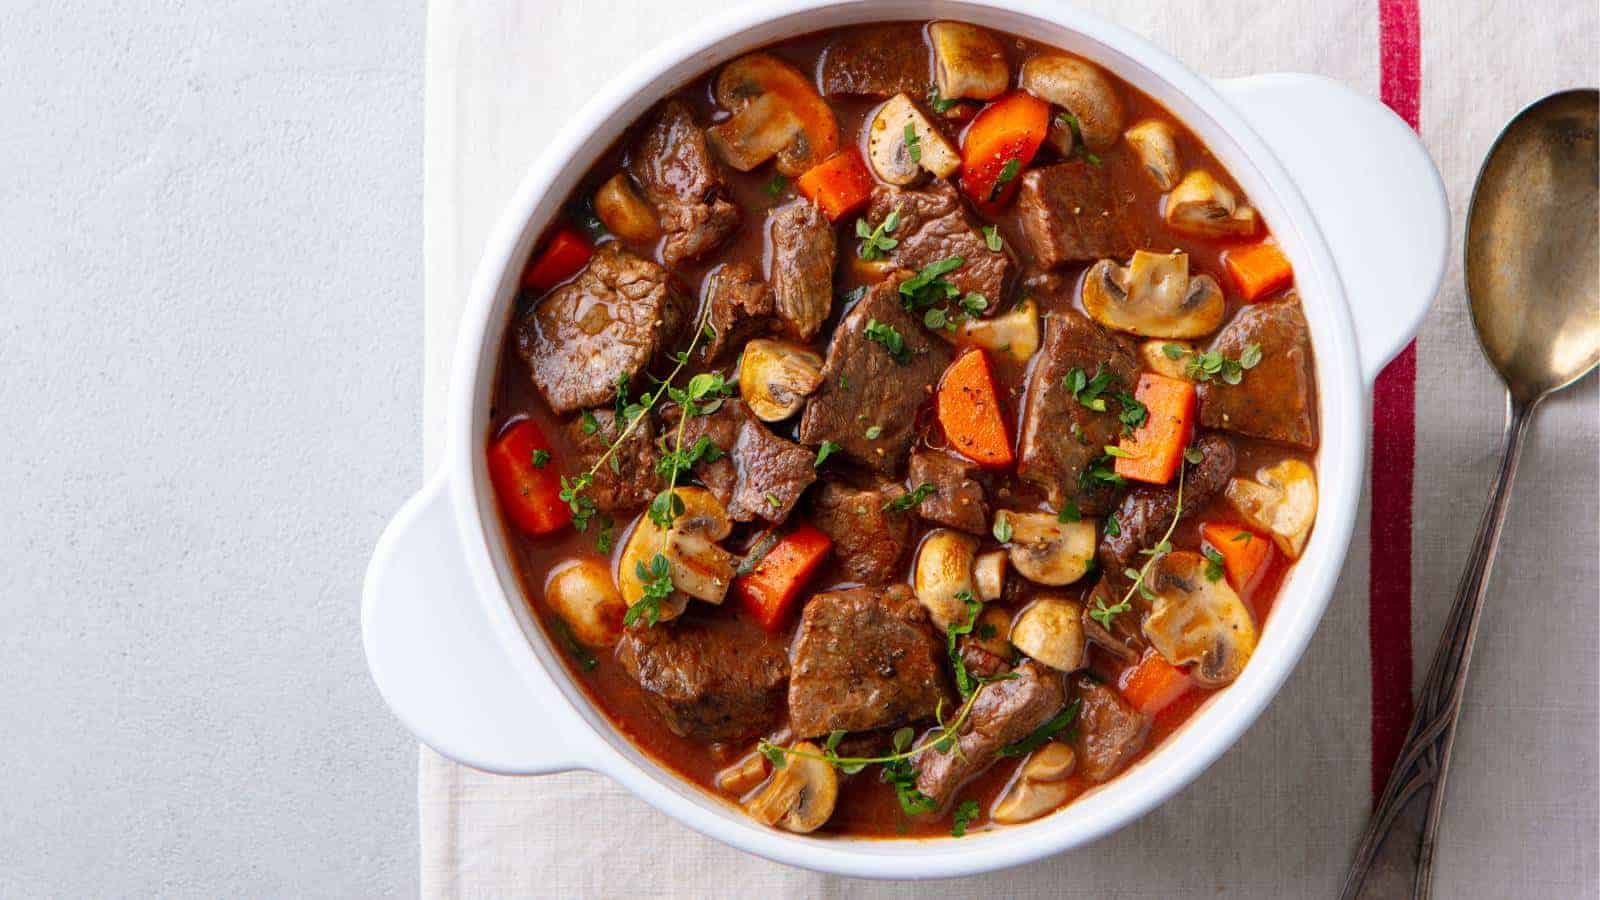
1123;119;1180;190
913;528;980;632
1143;550;1258;687
973;549;1008;602
969;605;1015;660
1009;595;1087;671
616;487;736;619
543;557;628;647
992;742;1077;824
1000;511;1097;586
745;742;838;833
738;339;824;422
1225;459;1318;558
715;752;768;796
592;173;660;243
1020;54;1124;152
708;53;840;176
929;22;1009;101
1140;339;1195;381
1164;170;1259;238
956;298;1039;363
868;93;961;184
1081;251;1225;339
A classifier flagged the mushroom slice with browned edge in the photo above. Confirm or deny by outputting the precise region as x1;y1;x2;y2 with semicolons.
1143;550;1258;687
707;54;840;176
738;339;823;422
1225;459;1318;558
1081;250;1225;339
929;22;1009;101
1020;54;1125;153
1165;170;1259;238
992;742;1077;824
1123;119;1180;190
997;510;1097;587
745;741;839;832
867;93;961;184
616;487;736;621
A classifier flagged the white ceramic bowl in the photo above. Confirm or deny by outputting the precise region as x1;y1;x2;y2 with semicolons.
363;0;1447;878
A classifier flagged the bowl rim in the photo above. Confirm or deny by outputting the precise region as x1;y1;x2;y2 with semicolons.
434;0;1365;878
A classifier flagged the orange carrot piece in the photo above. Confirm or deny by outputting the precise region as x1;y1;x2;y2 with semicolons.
958;91;1051;211
1201;522;1276;599
937;348;1014;469
1114;373;1197;484
522;225;593;291
734;524;832;632
1224;241;1294;302
796;149;875;222
1120;649;1193;716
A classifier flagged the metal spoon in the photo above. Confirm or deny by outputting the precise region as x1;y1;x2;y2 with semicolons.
1342;88;1599;899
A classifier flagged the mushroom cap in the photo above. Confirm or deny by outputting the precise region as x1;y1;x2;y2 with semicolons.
1142;550;1258;687
867;93;961;185
1009;595;1087;671
1140;339;1195;381
616;487;734;617
1164;170;1260;238
973;549;1009;602
1225;459;1317;558
1001;511;1097;586
913;528;981;632
992;742;1079;824
929;22;1010;101
969;604;1015;660
715;752;769;796
745;741;839;832
592;172;660;243
956;297;1039;363
738;339;824;422
1123;119;1181;191
1081;251;1226;339
709;53;840;176
543;557;628;647
1020;54;1125;150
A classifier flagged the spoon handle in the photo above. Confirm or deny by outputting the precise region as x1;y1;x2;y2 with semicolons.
1340;393;1536;899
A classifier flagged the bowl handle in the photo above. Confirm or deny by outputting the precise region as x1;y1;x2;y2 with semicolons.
1216;73;1450;386
362;473;591;775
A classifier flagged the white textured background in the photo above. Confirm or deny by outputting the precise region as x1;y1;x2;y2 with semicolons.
1;1;422;895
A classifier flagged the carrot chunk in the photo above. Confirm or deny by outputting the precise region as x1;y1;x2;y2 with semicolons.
522;225;593;292
796;149;875;222
958;91;1051;211
486;419;571;535
936;348;1014;469
734;524;832;632
1114;373;1197;484
1224;240;1294;302
1119;649;1193;716
1201;522;1276;599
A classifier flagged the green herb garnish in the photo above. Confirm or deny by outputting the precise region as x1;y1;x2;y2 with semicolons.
951;799;980;837
992;513;1013;544
885;482;937;512
905;123;922;164
864;318;910;364
1202;546;1226;582
856;208;902;261
815;440;842;467
982;224;1004;252
530;448;551;468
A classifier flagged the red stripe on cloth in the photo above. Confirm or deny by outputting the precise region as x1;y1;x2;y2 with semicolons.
1369;0;1421;800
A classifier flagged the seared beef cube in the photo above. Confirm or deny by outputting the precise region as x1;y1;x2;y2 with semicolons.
913;661;1067;807
1017;161;1144;269
1016;311;1139;514
810;480;912;584
864;181;1011;304
1098;432;1235;573
797;279;953;473
629;100;741;268
563;408;660;514
727;418;817;524
768;202;836;341
1198;301;1318;448
818;25;931;97
1081;576;1144;660
659;400;745;508
615;616;789;741
517;244;688;414
958;642;1011;680
1072;676;1149;782
907;450;988;534
788;585;952;737
702;262;774;362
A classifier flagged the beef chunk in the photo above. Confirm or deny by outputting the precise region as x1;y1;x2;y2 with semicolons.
516;244;687;414
1072;677;1149;782
864;181;1012;303
810;480;912;584
1198;300;1317;448
913;661;1067;807
797;279;953;473
908;450;988;534
1099;432;1236;573
563;409;659;514
958;642;1011;680
727;418;817;524
702;262;773;361
768;202;836;341
1016;311;1139;514
788;585;952;738
629;100;741;268
659;400;745;507
818;25;931;97
615;616;789;741
1016;161;1145;269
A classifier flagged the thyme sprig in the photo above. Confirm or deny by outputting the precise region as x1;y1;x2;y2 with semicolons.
1114;456;1189;613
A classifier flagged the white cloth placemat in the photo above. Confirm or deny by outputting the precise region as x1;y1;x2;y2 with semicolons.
418;2;1598;895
